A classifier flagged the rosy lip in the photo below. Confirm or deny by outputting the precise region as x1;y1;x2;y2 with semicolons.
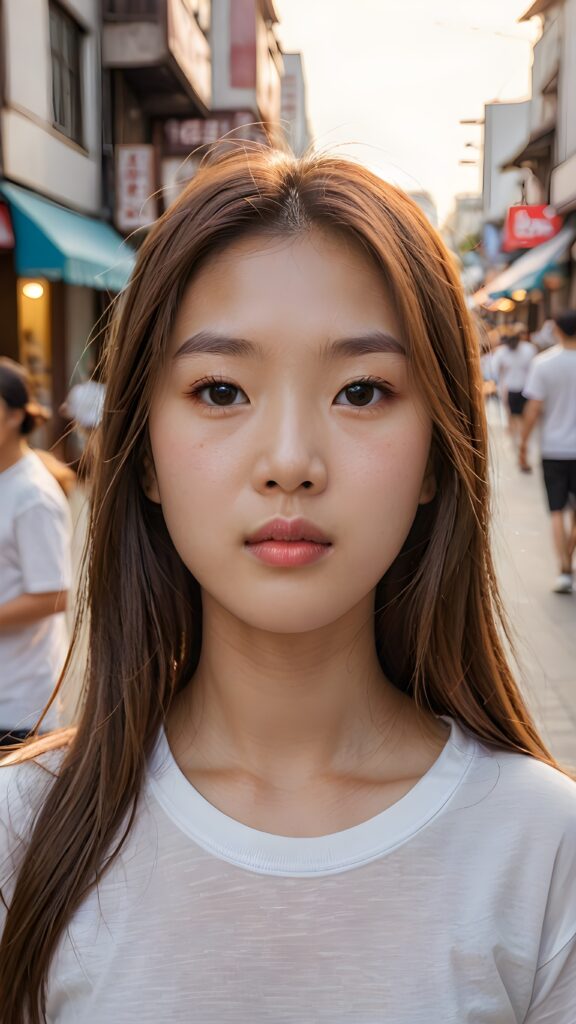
245;516;332;545
245;539;333;567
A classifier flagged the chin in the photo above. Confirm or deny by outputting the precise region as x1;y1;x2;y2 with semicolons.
222;599;345;635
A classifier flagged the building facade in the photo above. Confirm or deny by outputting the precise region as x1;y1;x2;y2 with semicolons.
473;0;576;321
0;0;133;449
104;0;287;230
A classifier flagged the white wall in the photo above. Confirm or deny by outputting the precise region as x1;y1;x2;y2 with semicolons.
483;101;531;222
1;0;101;213
557;0;576;164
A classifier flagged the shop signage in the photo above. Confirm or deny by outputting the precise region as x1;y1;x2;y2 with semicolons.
163;114;265;154
502;205;563;252
115;145;157;233
0;202;15;249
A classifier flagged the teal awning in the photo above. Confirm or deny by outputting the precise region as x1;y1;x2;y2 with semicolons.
0;181;135;292
486;224;575;300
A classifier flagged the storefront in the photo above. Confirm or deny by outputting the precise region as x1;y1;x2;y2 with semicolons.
0;182;134;452
472;222;576;325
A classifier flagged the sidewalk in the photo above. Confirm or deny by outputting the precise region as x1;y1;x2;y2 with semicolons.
487;398;576;770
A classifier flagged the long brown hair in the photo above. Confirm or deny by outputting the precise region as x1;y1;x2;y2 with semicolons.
0;145;566;1021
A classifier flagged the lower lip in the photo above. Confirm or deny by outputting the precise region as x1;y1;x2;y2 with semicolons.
245;540;333;566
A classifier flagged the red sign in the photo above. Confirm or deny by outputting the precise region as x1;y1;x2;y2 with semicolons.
502;205;563;252
0;203;15;249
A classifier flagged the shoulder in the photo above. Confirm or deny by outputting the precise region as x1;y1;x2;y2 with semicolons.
0;739;69;878
522;342;537;356
471;738;576;839
533;345;562;369
14;454;71;519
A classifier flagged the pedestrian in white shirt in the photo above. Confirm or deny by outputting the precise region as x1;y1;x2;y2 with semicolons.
521;311;576;593
0;149;575;1023
0;359;72;744
491;330;537;470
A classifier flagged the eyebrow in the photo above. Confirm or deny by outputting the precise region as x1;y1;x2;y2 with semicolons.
173;329;405;361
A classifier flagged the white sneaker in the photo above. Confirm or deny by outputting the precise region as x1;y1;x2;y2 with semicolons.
552;573;573;594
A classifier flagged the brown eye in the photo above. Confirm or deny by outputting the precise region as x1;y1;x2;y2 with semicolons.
344;382;377;406
206;384;239;406
334;377;395;409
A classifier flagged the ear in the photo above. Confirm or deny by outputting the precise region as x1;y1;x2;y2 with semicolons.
141;448;161;504
418;453;437;505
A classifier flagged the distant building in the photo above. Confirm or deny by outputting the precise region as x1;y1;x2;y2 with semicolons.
103;0;285;221
408;191;438;228
280;53;312;156
443;194;483;251
475;0;576;319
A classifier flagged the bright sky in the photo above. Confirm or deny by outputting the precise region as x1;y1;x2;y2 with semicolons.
274;0;540;223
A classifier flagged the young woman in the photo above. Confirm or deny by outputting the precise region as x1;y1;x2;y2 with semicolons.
0;359;72;748
0;148;575;1023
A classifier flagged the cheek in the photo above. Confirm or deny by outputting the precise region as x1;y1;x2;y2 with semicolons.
339;419;430;503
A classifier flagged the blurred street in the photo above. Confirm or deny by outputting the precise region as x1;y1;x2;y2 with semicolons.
488;398;576;769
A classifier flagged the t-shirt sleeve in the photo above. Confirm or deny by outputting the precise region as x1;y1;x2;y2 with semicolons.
523;934;576;1022
523;360;546;401
14;500;72;595
523;797;576;1021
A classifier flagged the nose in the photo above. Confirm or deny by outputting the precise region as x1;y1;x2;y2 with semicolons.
251;397;328;495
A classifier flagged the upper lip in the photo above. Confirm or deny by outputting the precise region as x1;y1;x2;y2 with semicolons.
246;517;332;544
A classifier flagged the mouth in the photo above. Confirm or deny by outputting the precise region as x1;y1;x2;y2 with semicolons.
245;517;332;546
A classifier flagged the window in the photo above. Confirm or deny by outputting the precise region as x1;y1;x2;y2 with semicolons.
49;2;83;145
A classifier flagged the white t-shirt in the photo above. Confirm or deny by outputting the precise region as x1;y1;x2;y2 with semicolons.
0;451;72;731
523;345;576;459
1;716;575;1022
491;341;537;393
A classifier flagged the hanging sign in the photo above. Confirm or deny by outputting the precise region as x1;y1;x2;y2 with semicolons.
163;114;265;154
502;205;563;252
115;145;157;233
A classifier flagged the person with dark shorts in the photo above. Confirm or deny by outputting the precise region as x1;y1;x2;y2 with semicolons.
521;311;576;593
491;330;536;470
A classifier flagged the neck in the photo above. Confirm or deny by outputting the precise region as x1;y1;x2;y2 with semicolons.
0;437;27;474
167;591;432;787
560;338;576;350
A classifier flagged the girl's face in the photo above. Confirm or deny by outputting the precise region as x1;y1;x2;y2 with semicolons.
147;228;435;634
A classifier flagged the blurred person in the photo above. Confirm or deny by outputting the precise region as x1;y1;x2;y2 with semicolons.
0;358;72;746
60;352;105;477
0;149;575;1023
491;329;537;470
531;319;558;352
521;311;576;593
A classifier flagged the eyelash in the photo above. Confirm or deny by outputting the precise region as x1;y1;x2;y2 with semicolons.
184;374;397;416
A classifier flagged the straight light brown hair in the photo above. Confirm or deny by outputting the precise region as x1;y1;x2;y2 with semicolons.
0;144;568;1021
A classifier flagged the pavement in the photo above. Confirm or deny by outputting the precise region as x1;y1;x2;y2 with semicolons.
487;398;576;770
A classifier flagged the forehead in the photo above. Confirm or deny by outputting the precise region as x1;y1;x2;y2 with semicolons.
170;228;402;357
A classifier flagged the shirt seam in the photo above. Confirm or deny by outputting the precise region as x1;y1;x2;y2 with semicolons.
536;926;576;971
